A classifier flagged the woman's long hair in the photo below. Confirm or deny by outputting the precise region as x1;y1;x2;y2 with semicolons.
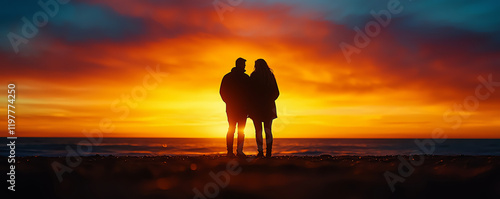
251;59;274;86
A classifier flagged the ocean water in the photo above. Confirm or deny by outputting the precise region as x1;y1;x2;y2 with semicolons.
3;138;500;157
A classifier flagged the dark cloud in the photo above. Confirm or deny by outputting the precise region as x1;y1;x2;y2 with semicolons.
0;1;146;52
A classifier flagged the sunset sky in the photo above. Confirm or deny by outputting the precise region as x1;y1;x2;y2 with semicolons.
1;0;499;138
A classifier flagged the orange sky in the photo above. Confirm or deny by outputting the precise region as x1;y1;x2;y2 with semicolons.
1;0;499;138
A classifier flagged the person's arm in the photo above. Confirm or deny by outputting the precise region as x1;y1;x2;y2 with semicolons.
271;74;279;100
245;75;252;100
220;75;228;103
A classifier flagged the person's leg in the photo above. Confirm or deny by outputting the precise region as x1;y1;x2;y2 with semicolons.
236;115;247;156
226;116;236;156
264;119;274;157
254;120;264;155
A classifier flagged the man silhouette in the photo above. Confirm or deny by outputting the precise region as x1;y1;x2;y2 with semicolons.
220;57;249;158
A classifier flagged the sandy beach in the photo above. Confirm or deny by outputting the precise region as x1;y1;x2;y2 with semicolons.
2;155;500;198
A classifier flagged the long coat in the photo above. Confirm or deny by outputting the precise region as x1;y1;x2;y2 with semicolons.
249;72;279;122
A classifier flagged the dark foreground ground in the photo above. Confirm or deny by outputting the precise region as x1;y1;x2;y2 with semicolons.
2;155;500;199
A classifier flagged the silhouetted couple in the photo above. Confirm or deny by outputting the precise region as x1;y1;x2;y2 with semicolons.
220;58;279;158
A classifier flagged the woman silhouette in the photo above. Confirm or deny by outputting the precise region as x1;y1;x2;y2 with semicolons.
249;59;279;158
